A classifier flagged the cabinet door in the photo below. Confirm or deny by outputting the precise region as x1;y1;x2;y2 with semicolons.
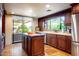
65;36;71;53
57;35;66;51
38;19;44;31
65;13;71;25
72;4;79;14
75;5;79;13
51;34;57;48
32;36;44;56
46;34;52;46
46;34;57;47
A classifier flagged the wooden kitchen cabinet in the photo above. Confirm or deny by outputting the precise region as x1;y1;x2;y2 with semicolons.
57;35;66;51
38;19;44;31
22;34;44;56
31;36;44;56
46;34;52;46
46;34;57;48
51;34;57;48
65;13;71;26
65;36;71;53
46;33;71;53
71;4;79;14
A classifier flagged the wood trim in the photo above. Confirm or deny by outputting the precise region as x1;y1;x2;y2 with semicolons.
71;3;79;6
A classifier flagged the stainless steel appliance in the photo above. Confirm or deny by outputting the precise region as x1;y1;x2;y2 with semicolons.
72;14;79;56
0;11;2;55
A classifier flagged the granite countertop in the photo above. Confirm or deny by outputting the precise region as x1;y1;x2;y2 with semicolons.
36;31;72;36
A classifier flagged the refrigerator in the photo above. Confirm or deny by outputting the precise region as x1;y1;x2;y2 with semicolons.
72;14;79;56
0;12;2;55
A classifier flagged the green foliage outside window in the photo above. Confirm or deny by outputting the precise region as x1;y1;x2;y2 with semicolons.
13;16;33;33
18;24;29;33
47;20;51;30
51;17;61;30
60;23;66;31
45;16;66;31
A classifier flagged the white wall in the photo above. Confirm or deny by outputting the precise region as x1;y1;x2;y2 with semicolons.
32;17;38;32
5;15;13;46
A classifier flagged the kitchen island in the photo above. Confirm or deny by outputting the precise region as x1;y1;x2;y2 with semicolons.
22;33;45;56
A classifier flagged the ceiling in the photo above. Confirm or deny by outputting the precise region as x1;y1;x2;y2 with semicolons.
4;3;71;18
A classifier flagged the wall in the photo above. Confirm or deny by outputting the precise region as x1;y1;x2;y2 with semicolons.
5;14;13;46
32;17;38;32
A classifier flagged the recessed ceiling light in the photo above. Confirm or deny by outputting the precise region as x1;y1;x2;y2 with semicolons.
46;4;50;8
28;9;33;13
12;12;15;14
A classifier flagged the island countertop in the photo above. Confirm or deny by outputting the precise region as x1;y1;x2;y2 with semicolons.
36;31;72;36
23;33;45;38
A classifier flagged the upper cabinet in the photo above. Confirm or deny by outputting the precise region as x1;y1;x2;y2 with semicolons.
64;13;71;25
71;4;79;14
38;19;44;31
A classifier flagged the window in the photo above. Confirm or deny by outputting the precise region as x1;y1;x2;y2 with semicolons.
24;21;32;32
44;20;48;30
60;16;66;31
13;16;33;33
44;16;66;31
13;16;23;33
23;17;33;32
47;20;51;30
51;17;61;30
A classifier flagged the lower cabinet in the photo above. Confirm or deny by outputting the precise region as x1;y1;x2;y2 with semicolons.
57;35;66;51
46;34;71;53
46;34;57;48
51;34;57;48
46;34;52;46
